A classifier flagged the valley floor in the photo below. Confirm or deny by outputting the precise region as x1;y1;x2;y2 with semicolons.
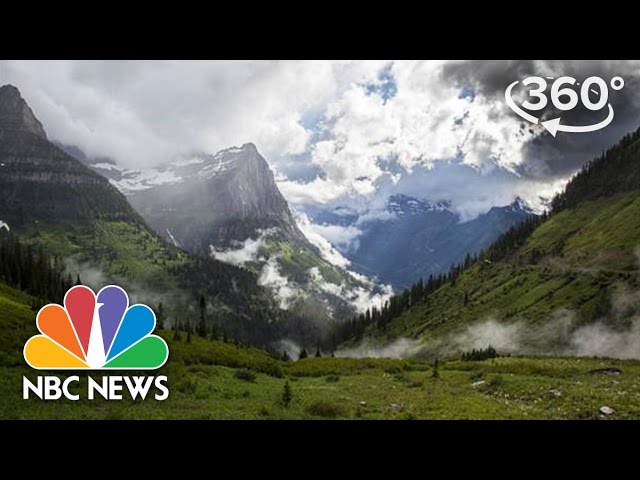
3;350;640;420
2;283;639;420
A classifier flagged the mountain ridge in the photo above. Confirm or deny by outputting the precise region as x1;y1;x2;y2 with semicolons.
67;140;386;323
0;84;291;347
312;193;535;290
346;124;640;358
0;85;46;139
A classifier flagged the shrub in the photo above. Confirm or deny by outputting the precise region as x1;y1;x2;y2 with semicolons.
489;375;504;388
306;400;345;419
176;378;197;395
259;407;271;417
398;411;417;420
461;346;499;361
384;365;403;374
234;368;257;382
325;375;340;383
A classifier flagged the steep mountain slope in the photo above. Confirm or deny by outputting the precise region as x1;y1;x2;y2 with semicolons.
126;144;305;252
309;194;534;289
80;143;384;321
0;84;283;345
0;86;138;229
355;127;640;358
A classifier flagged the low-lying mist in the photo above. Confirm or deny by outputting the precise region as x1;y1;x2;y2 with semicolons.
336;338;421;358
63;260;190;324
337;283;640;360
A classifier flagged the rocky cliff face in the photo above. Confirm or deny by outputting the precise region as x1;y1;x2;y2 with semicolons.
121;143;307;253
0;84;139;228
83;142;383;319
0;85;47;139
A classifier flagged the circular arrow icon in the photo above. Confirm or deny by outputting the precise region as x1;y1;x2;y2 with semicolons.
505;77;620;136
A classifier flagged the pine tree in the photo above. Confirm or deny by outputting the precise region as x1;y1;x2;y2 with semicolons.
198;295;207;337
431;358;440;379
75;274;82;286
281;381;293;408
156;302;165;330
315;347;322;358
298;348;308;360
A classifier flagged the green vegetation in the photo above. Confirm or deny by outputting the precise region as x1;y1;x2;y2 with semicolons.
336;126;640;350
2;280;640;419
265;239;344;286
364;190;640;344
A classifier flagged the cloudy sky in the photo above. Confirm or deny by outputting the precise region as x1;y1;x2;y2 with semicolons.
2;60;640;219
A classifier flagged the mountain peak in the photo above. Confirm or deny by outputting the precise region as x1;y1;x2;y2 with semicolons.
241;142;257;151
216;143;259;159
0;84;47;139
387;194;452;215
507;196;534;213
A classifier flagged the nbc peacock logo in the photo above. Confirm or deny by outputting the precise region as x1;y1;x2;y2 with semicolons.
23;285;169;370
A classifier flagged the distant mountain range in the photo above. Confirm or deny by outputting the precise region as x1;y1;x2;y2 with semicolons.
306;194;536;289
65;139;535;299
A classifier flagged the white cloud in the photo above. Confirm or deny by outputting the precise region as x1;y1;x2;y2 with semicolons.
3;59;625;226
210;229;273;265
295;61;533;205
1;60;387;169
258;256;302;310
336;337;420;358
308;267;393;314
295;212;352;269
355;208;396;226
303;222;362;252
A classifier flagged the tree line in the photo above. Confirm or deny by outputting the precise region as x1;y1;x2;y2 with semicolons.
333;252;477;343
551;126;640;212
0;232;75;306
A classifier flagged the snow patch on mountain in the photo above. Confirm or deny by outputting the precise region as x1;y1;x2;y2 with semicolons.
508;196;544;215
110;168;183;192
92;162;125;172
0;220;9;232
173;156;206;168
386;194;452;215
166;229;180;247
100;148;247;194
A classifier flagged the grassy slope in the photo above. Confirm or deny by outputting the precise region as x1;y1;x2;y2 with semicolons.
2;281;639;419
20;219;188;292
265;239;345;286
373;190;640;342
